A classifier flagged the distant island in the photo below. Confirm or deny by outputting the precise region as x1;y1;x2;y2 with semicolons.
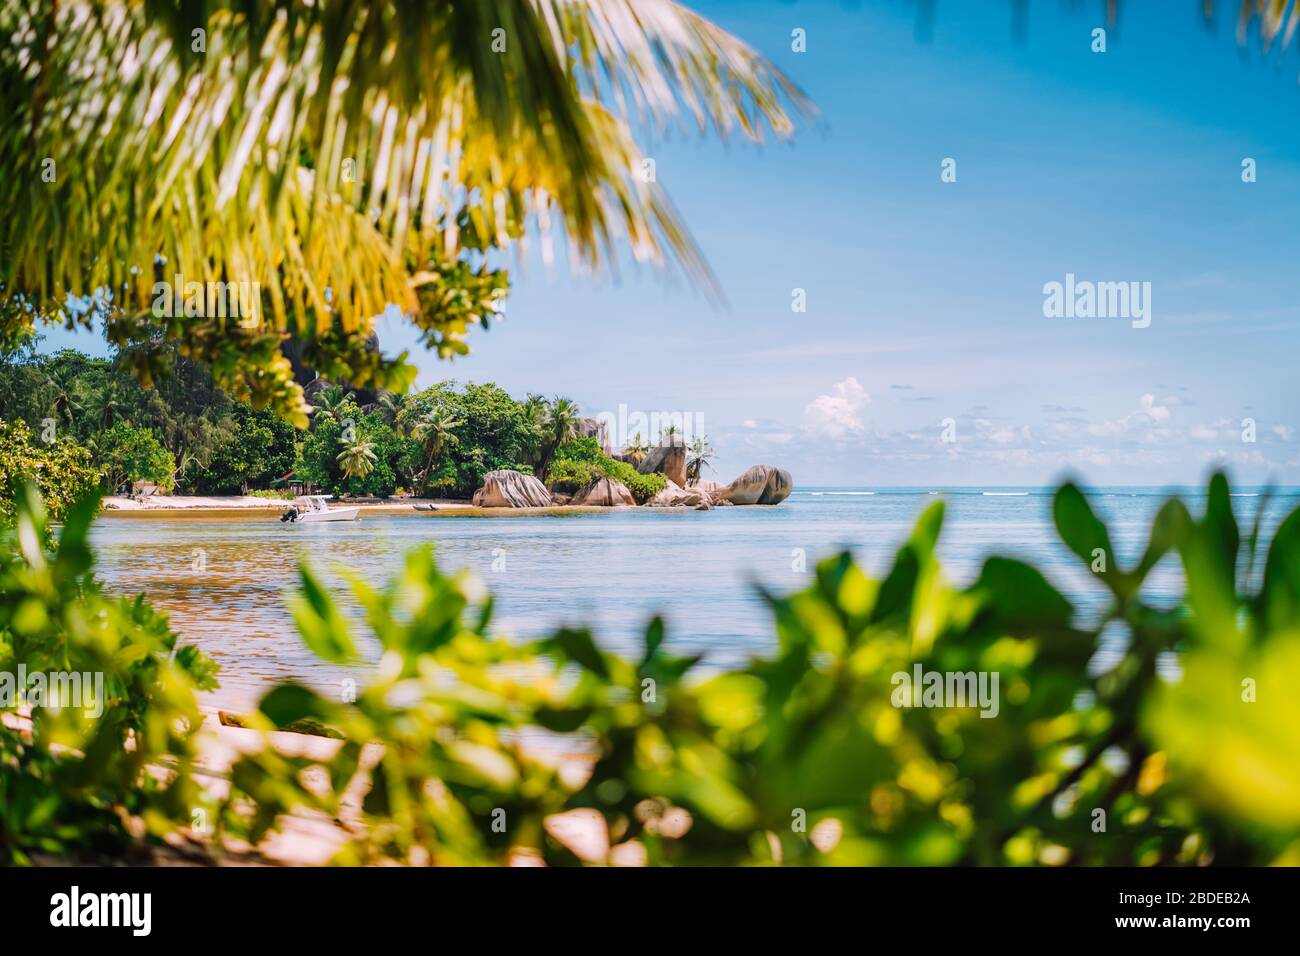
0;341;790;520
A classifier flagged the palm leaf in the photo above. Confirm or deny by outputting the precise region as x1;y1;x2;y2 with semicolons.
0;1;813;421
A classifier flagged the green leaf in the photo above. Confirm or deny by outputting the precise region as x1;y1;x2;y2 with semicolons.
259;683;336;730
545;627;609;679
973;557;1073;629
290;563;357;663
1053;483;1115;584
641;616;666;665
1260;504;1300;632
1178;473;1244;649
1132;498;1185;584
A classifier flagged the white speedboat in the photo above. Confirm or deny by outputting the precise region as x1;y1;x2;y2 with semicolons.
281;495;360;523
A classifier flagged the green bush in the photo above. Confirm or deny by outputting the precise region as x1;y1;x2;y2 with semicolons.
549;438;667;503
554;436;605;464
222;472;1300;866
93;421;176;493
545;458;596;494
0;420;101;523
6;474;1299;866
0;485;218;864
596;458;666;503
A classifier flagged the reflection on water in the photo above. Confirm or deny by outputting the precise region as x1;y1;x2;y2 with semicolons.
88;487;1297;710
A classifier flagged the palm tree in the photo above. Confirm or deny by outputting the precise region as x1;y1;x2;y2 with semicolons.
336;435;378;485
660;424;682;447
546;398;581;448
376;391;410;433
0;2;811;426
539;396;581;479
45;367;82;429
520;393;550;469
311;385;355;424
686;436;715;484
412;406;463;497
624;433;651;465
98;383;124;430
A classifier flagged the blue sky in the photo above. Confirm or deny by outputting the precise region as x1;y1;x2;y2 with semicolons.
44;1;1300;486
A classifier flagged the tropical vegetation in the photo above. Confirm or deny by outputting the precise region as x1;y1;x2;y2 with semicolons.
0;0;811;424
3;474;1299;865
1;341;679;504
0;420;100;523
545;435;667;503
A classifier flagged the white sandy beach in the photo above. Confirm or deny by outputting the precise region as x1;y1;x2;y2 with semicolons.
103;495;462;512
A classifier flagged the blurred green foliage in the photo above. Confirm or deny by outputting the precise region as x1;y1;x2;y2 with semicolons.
3;474;1297;865
0;421;101;524
225;472;1300;865
0;484;217;864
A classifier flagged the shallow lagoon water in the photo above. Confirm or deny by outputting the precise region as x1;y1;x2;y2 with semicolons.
89;486;1297;710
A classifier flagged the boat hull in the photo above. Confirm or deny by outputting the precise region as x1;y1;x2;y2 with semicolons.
295;507;360;522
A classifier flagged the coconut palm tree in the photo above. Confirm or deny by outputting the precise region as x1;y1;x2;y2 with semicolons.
538;396;581;479
412;406;463;497
624;433;651;465
686;436;715;484
546;398;581;448
520;393;550;469
44;367;82;429
1;1;812;425
535;395;582;478
336;435;378;485
98;382;124;430
376;391;410;434
311;385;355;424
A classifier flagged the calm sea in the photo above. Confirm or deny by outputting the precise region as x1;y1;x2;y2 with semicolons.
88;486;1300;710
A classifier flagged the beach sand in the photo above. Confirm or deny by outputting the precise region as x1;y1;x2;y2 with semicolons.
101;495;643;517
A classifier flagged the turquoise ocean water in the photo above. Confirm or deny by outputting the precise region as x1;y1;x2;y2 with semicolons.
89;485;1299;709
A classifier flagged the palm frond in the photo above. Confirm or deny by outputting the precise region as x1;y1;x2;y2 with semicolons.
0;1;812;421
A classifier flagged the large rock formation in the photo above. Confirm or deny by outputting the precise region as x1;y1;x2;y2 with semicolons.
571;477;635;507
636;443;687;487
687;478;725;494
646;480;707;508
721;465;793;505
472;470;552;507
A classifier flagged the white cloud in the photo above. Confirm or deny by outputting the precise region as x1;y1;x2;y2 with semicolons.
1139;393;1171;423
804;377;869;439
1088;394;1172;437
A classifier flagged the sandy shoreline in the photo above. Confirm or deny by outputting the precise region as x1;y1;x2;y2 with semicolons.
100;495;646;517
104;494;458;512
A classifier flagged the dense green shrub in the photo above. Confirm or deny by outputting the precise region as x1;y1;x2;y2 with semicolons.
93;422;176;492
596;458;666;503
554;436;604;464
549;436;667;503
6;474;1298;866
0;485;217;864
545;458;597;493
223;473;1300;866
0;420;100;523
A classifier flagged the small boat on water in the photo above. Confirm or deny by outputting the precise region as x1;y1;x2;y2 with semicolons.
281;495;361;523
